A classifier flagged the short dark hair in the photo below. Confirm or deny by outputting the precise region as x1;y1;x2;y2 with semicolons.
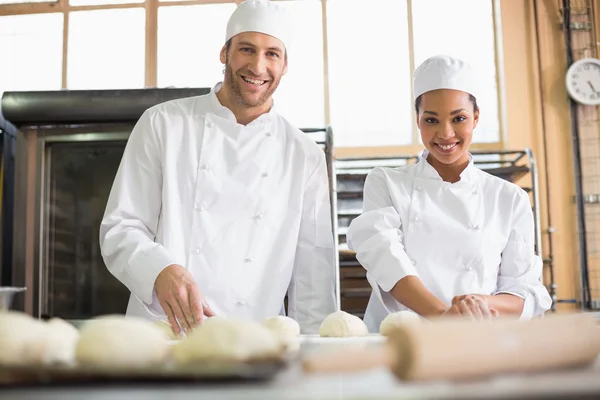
225;38;288;62
414;93;478;114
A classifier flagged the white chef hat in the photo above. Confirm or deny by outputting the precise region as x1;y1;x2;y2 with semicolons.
225;0;291;51
413;55;480;101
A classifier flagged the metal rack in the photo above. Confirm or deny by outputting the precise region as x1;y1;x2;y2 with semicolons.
334;149;557;317
560;0;600;310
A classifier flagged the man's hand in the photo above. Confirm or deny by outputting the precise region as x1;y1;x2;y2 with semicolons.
154;264;215;335
443;294;498;320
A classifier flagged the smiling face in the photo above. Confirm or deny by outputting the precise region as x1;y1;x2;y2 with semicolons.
416;89;479;168
220;31;288;109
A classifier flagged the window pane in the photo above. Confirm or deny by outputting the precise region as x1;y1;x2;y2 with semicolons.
0;13;63;91
0;0;56;3
157;4;237;89
327;0;412;147
67;9;145;90
270;0;324;129
412;0;500;143
158;2;324;129
70;0;143;5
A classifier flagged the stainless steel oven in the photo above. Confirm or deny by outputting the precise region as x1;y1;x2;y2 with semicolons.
13;125;135;318
4;89;211;318
0;111;17;291
3;88;339;319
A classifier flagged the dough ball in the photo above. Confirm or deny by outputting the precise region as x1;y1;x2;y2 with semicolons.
379;311;422;336
75;315;170;368
262;316;301;352
262;316;300;341
38;318;80;365
319;311;369;337
172;317;282;364
0;311;46;366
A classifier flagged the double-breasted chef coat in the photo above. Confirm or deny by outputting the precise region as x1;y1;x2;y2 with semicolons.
99;82;337;334
347;151;552;333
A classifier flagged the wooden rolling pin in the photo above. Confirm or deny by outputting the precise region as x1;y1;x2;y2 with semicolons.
302;313;600;381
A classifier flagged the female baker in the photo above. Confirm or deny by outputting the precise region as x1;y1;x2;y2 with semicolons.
347;55;552;332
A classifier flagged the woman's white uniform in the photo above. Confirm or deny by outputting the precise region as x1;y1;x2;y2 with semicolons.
347;151;553;333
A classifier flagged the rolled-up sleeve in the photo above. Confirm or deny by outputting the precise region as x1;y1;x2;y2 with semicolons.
347;168;418;292
494;189;553;318
99;109;177;306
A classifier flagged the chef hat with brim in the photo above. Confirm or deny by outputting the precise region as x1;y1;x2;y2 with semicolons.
225;0;291;51
413;55;480;101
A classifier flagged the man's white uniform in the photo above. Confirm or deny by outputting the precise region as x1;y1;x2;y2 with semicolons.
99;0;336;334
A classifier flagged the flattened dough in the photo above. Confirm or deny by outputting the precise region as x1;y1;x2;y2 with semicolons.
75;315;170;368
173;317;282;363
319;311;369;337
379;311;422;336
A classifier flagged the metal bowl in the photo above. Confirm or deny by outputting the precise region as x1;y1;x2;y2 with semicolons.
0;287;26;310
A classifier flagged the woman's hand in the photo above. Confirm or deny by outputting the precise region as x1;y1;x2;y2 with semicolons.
443;294;498;320
453;293;524;317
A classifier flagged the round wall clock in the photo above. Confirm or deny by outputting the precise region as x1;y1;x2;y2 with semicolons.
565;57;600;106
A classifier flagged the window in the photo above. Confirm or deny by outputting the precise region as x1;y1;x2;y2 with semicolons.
67;8;145;89
270;0;325;129
0;0;55;3
0;13;63;91
411;0;500;143
69;0;143;5
157;3;237;89
1;0;503;150
327;0;412;147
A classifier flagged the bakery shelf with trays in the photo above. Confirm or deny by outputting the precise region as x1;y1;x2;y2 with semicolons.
334;149;553;318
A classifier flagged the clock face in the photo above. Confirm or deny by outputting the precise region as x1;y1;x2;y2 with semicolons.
566;58;600;106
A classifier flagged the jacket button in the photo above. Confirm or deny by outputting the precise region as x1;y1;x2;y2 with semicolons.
414;216;420;222
265;132;272;137
254;213;263;220
416;185;422;191
470;224;479;230
236;300;247;306
411;259;416;265
206;121;213;128
195;248;200;255
261;172;269;178
244;257;253;263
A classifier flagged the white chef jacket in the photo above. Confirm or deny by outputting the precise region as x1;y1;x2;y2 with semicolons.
99;82;336;334
347;151;552;333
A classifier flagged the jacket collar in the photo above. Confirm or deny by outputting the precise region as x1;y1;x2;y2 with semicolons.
417;149;477;183
208;82;277;129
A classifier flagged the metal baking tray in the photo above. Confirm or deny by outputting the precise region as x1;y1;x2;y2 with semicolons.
0;358;288;387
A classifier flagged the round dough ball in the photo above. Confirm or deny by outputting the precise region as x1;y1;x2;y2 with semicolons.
319;311;369;337
75;315;170;368
379;311;422;336
38;318;80;365
262;316;300;341
0;311;46;366
172;317;282;364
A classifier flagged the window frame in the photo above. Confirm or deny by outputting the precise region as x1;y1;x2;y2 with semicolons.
0;0;506;155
